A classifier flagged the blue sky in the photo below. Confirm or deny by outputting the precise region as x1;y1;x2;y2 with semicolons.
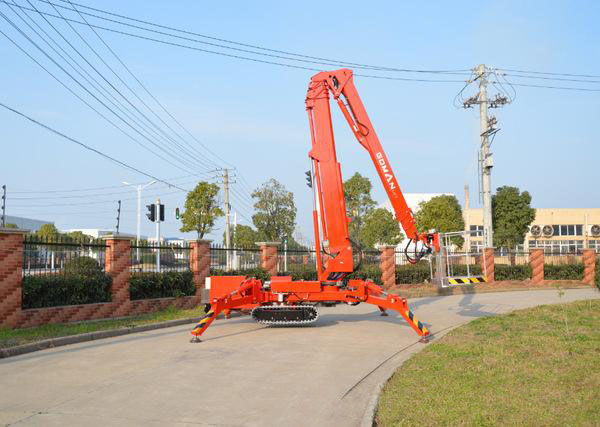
1;0;598;243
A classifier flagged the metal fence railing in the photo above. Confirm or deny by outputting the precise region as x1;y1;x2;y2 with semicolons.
493;251;530;265
23;235;107;276
278;250;317;273
210;245;261;271
130;242;191;273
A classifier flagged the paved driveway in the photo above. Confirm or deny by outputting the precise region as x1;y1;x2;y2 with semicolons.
1;288;598;427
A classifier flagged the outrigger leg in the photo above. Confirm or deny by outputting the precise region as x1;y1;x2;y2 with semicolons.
189;278;263;343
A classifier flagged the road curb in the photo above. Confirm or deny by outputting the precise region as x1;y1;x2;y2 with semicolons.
0;317;203;359
359;324;463;427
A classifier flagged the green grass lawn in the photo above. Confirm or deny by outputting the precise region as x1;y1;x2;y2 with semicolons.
0;305;206;349
376;299;600;426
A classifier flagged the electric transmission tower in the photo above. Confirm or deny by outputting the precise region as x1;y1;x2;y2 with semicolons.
460;64;512;249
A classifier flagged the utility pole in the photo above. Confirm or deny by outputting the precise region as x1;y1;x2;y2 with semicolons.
1;185;6;227
462;64;509;249
116;200;121;235
217;168;235;270
233;211;238;269
123;180;156;261
156;197;161;272
478;64;493;249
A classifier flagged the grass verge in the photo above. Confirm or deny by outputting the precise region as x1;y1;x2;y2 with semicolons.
391;280;592;299
376;299;600;426
0;305;206;349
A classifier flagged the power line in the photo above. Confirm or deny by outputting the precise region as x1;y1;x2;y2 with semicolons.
8;0;214;172
2;1;467;83
492;80;600;92
497;68;600;79
501;72;600;84
0;10;202;174
0;25;194;173
0;101;190;191
10;172;213;194
38;0;471;75
63;0;225;170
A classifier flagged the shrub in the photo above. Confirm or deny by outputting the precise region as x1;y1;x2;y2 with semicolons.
495;264;532;281
348;265;384;285
544;264;584;280
129;272;195;300
64;256;103;277
210;268;271;282
395;263;431;284
22;274;112;309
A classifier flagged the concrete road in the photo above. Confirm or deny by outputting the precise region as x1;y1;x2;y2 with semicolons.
1;288;598;427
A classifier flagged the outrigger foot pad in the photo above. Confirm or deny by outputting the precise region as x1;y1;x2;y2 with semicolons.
380;311;389;316
419;337;429;344
190;336;202;343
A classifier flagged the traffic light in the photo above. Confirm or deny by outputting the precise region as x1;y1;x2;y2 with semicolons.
305;170;312;188
146;204;156;222
175;207;180;220
159;204;165;222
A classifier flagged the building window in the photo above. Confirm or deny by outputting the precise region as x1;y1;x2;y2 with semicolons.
528;239;583;254
469;225;483;237
547;224;584;237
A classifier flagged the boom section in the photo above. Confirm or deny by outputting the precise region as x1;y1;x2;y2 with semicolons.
307;69;438;258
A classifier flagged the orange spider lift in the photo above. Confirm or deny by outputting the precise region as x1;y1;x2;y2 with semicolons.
190;69;440;342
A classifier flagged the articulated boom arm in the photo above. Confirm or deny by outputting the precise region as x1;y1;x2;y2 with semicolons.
306;69;439;279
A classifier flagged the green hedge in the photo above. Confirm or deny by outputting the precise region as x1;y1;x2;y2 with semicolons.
495;264;532;281
22;274;112;309
129;272;195;300
210;268;271;282
544;264;584;280
395;263;431;284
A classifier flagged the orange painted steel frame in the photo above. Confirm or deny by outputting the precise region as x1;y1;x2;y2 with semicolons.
191;69;435;340
306;69;438;280
192;276;428;338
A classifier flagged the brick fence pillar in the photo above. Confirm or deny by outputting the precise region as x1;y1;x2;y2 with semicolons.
379;245;396;290
483;248;495;282
104;236;132;317
256;242;280;276
530;249;544;284
582;249;596;285
0;228;28;328
190;239;211;299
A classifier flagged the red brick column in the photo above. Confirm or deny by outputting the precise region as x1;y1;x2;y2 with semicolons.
530;249;544;284
257;242;279;276
483;248;495;282
379;245;396;290
104;236;132;317
189;239;211;298
582;249;596;285
0;228;27;328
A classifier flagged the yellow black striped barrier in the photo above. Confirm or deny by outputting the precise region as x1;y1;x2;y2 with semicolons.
447;276;487;285
405;310;429;335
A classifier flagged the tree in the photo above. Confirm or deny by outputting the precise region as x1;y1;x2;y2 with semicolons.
492;186;536;251
415;195;465;247
223;224;259;248
252;179;296;241
36;223;60;240
359;208;404;249
344;172;376;243
65;231;93;242
180;182;224;239
3;223;18;229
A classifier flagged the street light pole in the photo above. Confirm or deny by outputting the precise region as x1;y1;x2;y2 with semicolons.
123;180;156;261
